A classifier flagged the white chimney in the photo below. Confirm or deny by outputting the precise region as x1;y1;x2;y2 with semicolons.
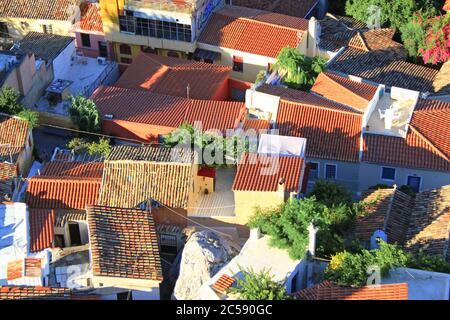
250;228;262;240
307;224;318;256
308;17;321;57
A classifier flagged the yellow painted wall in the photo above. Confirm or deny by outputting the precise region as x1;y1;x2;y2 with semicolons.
100;0;195;62
0;18;75;39
234;191;285;224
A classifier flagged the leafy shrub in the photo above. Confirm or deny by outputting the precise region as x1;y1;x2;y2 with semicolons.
309;180;353;207
67;137;110;157
226;267;290;300
0;87;24;115
399;185;416;197
406;251;450;274
248;198;324;260
17;109;39;128
274;47;326;90
68;95;101;133
324;241;408;287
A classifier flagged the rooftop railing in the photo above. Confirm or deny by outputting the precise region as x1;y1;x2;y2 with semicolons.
125;0;194;14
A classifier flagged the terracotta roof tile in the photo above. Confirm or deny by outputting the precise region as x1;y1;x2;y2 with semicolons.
116;52;231;100
198;6;307;58
91;86;245;133
0;0;80;21
0;115;29;162
405;185;450;262
6;260;23;281
40;161;104;179
107;145;194;163
311;72;378;112
77;2;103;33
444;0;450;11
99;159;193;209
212;274;235;294
231;0;318;18
29;209;55;252
276;99;363;162
354;188;414;244
329;48;438;92
233;153;305;192
410;99;450;159
26;162;103;210
87;205;163;281
242;119;271;132
295;281;408;300
0;286;72;300
362;129;450;172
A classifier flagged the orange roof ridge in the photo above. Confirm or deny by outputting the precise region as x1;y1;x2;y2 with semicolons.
408;125;450;162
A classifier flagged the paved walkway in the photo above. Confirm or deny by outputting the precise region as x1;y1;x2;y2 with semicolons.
190;167;236;217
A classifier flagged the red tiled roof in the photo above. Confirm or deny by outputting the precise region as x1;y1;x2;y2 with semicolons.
329;48;439;93
276;99;363;162
242;119;271;132
40;161;104;179
6;258;42;280
311;72;378;112
87;205;163;282
116;52;231;100
231;0;318;18
29;209;55;252
258;84;360;113
233;153;304;192
295;281;408;300
405;185;450;261
91;86;246;133
212;274;235;294
362;129;450;172
6;260;23;281
410;99;450;159
198;166;216;178
78;2;103;33
0;115;29;163
0;286;72;300
355;188;414;244
198;6;307;58
26;178;101;210
0;0;80;21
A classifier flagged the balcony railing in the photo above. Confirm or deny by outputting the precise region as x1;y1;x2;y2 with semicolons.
125;0;194;14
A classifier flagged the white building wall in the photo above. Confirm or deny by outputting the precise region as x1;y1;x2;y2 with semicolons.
52;40;76;81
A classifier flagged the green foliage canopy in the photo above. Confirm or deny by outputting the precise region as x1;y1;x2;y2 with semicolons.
226;267;290;300
67;137;111;157
274;47;326;90
0;86;24;115
68;95;101;133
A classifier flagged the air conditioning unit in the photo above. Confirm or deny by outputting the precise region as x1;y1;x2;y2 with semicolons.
104;114;114;120
97;57;107;65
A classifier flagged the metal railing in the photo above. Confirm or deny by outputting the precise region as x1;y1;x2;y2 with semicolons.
125;0;194;14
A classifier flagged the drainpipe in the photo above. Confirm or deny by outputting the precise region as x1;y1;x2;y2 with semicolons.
307;223;318;257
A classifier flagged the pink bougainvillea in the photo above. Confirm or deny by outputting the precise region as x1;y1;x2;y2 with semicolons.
419;13;450;65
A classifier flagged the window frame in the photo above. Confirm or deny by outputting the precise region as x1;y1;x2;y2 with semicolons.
232;55;244;72
80;33;91;48
308;162;320;181
325;163;337;180
119;43;132;55
381;166;396;181
406;175;422;193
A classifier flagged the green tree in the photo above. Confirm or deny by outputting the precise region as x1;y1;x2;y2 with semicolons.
68;95;101;133
67;137;110;157
248;198;325;260
0;86;24;115
309;180;353;207
406;251;450;274
400;11;427;61
226;267;290;300
324;241;408;287
274;47;326;91
16;109;39;128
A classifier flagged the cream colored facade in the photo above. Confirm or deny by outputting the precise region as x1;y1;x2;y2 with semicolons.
92;275;161;299
99;0;225;62
197;23;313;83
233;190;286;223
0;17;78;40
